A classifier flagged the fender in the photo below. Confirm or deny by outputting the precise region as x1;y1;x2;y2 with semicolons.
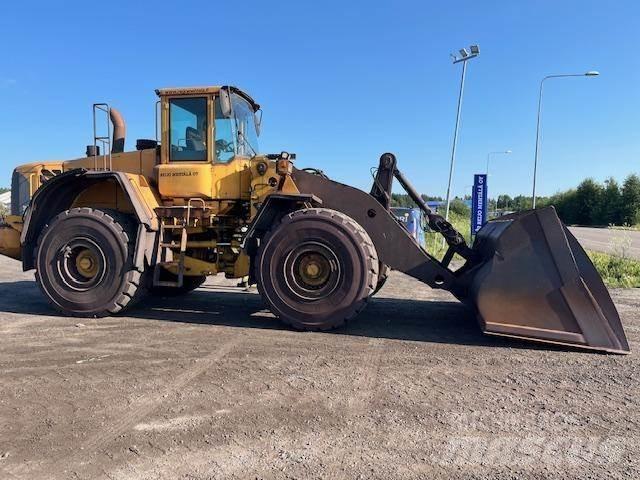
21;169;159;271
243;193;322;247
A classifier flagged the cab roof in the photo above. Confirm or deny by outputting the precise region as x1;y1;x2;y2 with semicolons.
155;85;260;111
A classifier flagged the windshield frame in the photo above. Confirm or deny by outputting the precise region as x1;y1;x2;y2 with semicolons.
212;89;261;163
229;93;259;158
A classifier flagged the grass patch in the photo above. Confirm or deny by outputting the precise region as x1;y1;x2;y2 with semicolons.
609;225;640;231
423;211;471;261
587;251;640;288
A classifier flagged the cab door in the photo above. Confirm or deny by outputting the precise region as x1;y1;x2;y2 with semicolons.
210;93;252;201
156;95;213;199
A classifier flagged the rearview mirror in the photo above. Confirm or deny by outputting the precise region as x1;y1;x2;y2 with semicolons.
254;109;263;136
219;88;232;118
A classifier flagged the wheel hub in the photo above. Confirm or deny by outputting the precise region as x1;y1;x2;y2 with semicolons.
298;253;331;287
284;241;341;300
56;238;107;291
75;249;99;278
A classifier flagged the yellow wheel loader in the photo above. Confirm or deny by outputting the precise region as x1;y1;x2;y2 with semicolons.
0;86;629;353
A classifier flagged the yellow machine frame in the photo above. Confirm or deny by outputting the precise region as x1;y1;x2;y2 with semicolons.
1;86;294;280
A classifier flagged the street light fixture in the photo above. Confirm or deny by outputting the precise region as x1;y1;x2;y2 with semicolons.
444;44;480;223
531;70;600;208
486;150;512;176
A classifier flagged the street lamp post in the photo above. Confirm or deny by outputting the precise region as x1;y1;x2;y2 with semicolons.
532;71;599;208
444;45;480;222
486;150;512;176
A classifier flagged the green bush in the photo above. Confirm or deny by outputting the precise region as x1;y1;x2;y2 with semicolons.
425;211;471;262
587;251;640;288
449;198;470;218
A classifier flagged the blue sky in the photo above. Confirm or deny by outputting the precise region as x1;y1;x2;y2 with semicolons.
0;0;638;199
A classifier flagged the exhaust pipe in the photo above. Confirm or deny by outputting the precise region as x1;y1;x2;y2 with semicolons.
109;108;126;153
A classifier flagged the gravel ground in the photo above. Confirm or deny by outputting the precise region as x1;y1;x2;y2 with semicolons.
0;254;638;479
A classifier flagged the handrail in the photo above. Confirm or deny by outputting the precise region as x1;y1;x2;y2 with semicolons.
92;103;112;171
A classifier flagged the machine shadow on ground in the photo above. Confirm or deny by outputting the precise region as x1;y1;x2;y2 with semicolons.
0;279;564;351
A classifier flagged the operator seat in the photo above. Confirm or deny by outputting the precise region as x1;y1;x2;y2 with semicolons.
186;126;205;151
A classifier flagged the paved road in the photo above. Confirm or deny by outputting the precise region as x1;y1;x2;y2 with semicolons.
570;226;640;259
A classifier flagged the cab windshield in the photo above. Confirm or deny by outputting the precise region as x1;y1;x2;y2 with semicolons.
214;93;259;162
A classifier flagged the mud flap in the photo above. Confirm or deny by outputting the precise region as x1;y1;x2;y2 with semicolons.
463;207;630;354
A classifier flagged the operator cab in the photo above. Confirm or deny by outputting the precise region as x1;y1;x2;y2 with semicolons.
156;86;261;165
154;86;262;200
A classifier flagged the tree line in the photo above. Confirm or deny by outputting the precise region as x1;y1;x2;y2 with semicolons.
391;174;640;227
498;174;640;226
390;193;471;217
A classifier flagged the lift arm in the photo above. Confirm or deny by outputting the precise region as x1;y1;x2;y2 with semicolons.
371;153;477;265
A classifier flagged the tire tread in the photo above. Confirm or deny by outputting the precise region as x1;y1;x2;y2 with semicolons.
257;207;379;331
34;207;144;317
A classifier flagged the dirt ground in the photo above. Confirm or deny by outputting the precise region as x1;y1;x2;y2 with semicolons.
0;254;638;480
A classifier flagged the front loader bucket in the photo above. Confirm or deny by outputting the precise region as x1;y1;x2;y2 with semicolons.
462;207;629;353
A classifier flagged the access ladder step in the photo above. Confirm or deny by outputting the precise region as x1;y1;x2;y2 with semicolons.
157;261;180;267
161;224;188;229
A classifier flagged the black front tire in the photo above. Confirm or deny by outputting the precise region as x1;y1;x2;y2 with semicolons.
34;208;143;317
372;263;389;296
256;208;378;330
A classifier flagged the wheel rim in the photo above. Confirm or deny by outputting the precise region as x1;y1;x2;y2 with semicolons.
283;241;341;301
55;237;107;291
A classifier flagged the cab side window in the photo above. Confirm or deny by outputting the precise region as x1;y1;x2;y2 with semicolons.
169;97;207;162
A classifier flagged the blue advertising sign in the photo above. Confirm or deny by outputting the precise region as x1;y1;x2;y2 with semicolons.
471;174;488;236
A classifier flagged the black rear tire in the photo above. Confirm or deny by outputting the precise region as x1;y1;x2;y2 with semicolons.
34;208;143;317
148;270;207;297
256;208;378;330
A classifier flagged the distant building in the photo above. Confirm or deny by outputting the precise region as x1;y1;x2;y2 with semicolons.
426;201;443;212
0;191;10;211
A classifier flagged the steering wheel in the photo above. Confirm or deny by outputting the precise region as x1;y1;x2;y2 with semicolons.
215;139;235;157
